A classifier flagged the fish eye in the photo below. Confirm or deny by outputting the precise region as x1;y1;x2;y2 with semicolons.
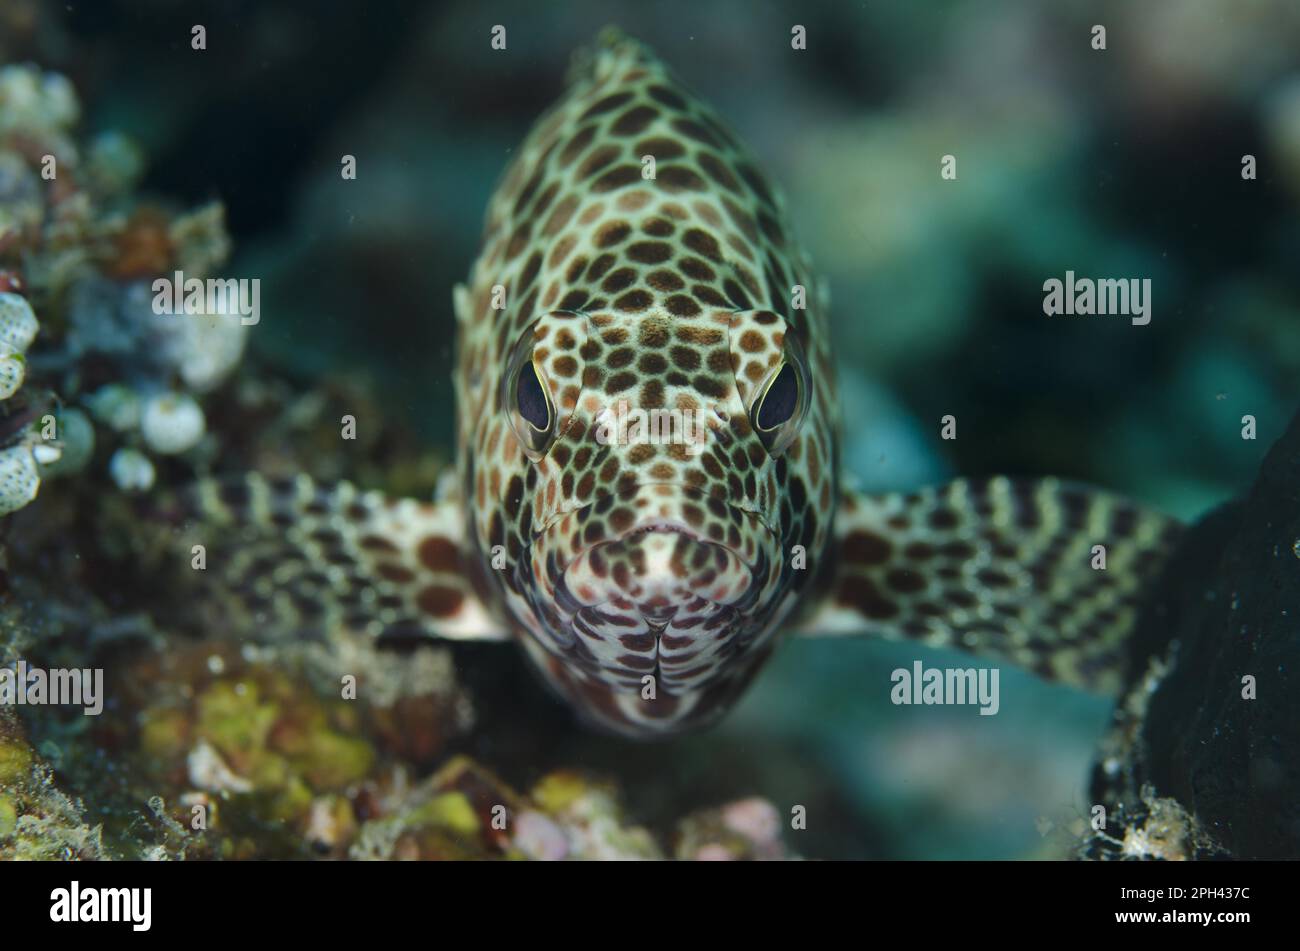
502;323;557;460
749;332;811;456
755;363;798;431
516;361;550;431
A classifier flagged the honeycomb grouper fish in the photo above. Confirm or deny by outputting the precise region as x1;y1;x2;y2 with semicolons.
181;31;1181;738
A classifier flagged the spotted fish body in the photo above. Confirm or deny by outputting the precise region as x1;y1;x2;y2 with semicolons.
450;34;838;734
186;32;1181;739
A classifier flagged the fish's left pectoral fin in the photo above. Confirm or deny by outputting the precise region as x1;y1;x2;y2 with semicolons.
174;473;510;645
792;478;1182;694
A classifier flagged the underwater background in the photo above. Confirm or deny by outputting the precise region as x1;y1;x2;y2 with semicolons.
0;0;1297;859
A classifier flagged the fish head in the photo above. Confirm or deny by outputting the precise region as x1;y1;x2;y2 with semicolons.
492;305;831;734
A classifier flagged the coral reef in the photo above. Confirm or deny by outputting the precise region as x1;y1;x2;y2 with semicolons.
0;62;245;520
6;619;794;860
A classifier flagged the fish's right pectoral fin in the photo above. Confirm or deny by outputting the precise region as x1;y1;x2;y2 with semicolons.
170;473;510;644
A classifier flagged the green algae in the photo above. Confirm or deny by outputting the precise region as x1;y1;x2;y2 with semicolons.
0;732;33;785
0;794;16;838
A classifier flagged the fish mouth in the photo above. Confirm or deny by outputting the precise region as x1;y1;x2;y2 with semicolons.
519;483;780;666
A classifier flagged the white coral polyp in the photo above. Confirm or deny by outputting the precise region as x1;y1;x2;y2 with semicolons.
0;65;81;135
170;313;249;392
0;292;38;351
86;383;142;431
0;293;37;402
0;444;40;515
0;353;24;399
140;392;206;455
109;448;155;492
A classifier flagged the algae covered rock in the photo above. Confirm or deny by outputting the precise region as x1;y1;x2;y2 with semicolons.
0;711;105;860
349;760;668;861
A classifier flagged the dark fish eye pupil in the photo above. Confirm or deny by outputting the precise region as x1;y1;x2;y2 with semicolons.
756;363;798;431
516;361;550;431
